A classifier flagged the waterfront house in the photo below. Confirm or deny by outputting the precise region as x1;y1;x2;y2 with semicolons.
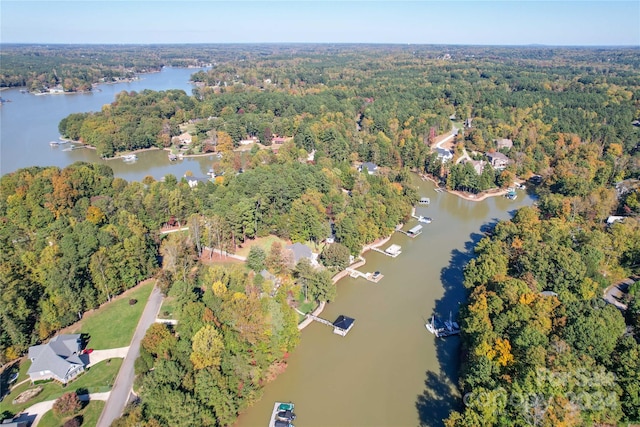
467;159;487;175
27;334;86;384
358;162;378;175
436;147;453;163
286;242;317;266
175;132;193;145
486;152;511;169
186;176;212;188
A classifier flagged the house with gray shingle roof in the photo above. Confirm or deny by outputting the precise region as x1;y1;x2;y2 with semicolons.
286;242;317;266
27;334;85;384
358;162;378;175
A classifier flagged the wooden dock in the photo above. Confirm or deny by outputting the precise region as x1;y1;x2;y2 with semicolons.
346;268;383;283
371;244;402;258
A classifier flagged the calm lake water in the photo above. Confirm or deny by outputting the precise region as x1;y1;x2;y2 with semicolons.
236;178;534;427
0;67;216;181
2;67;534;426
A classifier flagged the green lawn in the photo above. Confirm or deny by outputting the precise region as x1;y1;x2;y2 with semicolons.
0;359;121;417
68;281;154;349
39;400;105;427
235;235;289;258
158;296;179;319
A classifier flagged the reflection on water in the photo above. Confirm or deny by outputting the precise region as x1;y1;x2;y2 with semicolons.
236;178;534;427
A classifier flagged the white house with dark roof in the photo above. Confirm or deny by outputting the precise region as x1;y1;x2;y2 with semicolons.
27;334;86;384
358;162;378;175
436;147;453;163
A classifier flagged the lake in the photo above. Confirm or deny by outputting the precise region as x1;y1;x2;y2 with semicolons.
1;68;534;426
0;67;216;181
236;177;534;427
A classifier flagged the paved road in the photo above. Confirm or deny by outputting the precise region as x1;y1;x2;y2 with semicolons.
434;128;457;150
96;284;163;427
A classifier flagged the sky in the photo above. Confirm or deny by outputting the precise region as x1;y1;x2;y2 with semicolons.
1;1;639;46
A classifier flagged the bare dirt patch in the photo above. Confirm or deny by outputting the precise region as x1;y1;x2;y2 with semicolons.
13;386;42;404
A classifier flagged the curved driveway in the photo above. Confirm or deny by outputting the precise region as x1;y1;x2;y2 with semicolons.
17;392;110;427
96;284;163;427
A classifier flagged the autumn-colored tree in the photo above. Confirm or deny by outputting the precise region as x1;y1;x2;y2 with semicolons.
190;324;224;369
141;323;177;358
53;392;82;417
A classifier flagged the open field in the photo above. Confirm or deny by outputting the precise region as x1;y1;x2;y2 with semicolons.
234;235;289;258
65;281;155;349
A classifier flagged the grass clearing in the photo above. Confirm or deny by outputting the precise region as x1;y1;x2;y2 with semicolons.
67;281;154;349
0;359;121;417
158;296;179;319
235;235;289;258
39;399;105;427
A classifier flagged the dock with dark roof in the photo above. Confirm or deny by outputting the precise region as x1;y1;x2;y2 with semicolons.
306;314;356;336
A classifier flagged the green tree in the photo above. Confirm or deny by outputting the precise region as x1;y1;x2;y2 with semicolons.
320;242;351;270
246;246;267;272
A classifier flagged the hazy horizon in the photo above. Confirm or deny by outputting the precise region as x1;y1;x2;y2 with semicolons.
1;1;638;47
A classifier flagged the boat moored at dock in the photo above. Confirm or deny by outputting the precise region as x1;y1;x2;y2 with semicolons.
425;314;460;338
269;402;296;427
418;216;432;224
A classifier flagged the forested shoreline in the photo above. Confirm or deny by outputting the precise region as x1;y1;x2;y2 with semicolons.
2;44;640;426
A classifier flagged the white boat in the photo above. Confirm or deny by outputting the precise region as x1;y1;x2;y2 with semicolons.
426;314;460;338
122;154;138;162
418;216;432;224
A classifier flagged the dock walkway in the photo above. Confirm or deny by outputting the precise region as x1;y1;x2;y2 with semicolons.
306;314;335;328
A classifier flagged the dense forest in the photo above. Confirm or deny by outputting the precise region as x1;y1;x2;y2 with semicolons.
0;44;215;92
0;150;413;364
2;44;640;426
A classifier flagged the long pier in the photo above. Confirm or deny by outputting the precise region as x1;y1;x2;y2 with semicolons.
306;314;335;328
